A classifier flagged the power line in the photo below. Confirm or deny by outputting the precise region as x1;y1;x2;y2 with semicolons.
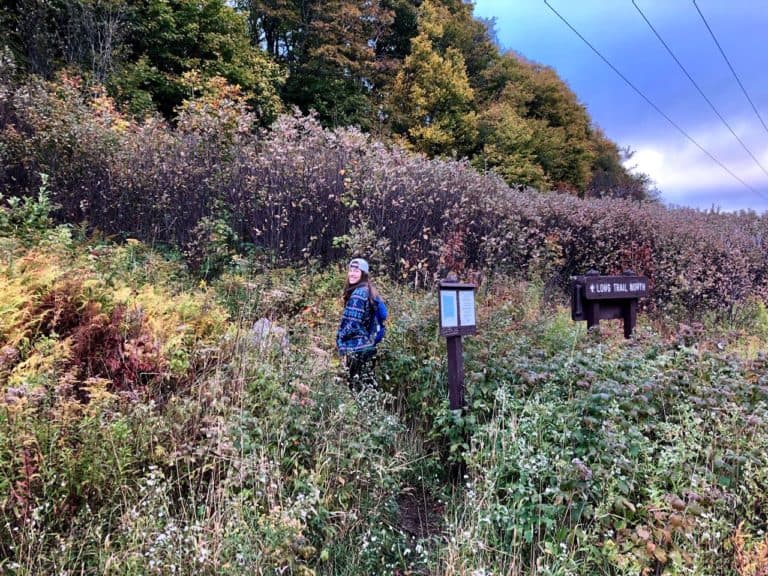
542;0;768;202
693;0;768;137
632;1;768;180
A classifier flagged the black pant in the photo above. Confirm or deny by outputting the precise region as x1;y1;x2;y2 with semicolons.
345;349;377;392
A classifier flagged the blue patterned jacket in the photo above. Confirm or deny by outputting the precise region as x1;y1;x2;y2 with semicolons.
336;285;375;355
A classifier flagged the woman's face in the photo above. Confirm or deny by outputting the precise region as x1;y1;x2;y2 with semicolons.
348;265;362;284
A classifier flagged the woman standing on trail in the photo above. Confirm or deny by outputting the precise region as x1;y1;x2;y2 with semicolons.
336;257;380;390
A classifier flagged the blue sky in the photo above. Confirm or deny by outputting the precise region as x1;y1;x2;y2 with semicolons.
472;0;768;213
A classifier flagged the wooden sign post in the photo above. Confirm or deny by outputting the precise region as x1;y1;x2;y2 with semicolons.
439;280;477;410
571;270;648;338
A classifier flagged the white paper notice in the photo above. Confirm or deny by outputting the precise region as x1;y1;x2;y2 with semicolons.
440;290;458;328
458;290;476;326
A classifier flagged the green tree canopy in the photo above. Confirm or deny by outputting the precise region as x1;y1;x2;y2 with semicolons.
239;0;395;128
112;0;284;120
429;0;498;86
475;53;628;195
475;99;548;190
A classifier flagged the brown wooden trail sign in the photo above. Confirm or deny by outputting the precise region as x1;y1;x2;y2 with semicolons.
571;270;649;338
439;280;476;410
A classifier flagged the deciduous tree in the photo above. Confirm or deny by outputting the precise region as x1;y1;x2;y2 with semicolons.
474;53;597;193
389;0;478;157
1;0;127;80
474;99;548;189
588;130;657;201
113;0;284;120
239;0;394;128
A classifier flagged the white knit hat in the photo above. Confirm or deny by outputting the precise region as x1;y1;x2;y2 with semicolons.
349;258;369;273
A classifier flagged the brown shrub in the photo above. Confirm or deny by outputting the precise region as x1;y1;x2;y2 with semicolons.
3;73;768;316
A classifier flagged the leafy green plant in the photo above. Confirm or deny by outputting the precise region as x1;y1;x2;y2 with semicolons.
0;174;59;242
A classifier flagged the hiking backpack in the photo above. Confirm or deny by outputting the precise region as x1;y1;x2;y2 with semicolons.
369;295;388;344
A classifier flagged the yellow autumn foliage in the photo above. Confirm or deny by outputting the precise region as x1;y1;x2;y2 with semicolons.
734;522;768;576
0;237;229;396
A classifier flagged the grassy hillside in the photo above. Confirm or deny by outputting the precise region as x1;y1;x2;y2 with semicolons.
3;195;768;575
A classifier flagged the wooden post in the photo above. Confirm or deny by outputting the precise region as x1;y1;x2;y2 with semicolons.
586;301;600;330
446;335;465;410
585;269;600;330
623;299;637;339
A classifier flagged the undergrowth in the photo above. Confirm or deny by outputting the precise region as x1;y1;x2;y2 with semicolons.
2;193;768;575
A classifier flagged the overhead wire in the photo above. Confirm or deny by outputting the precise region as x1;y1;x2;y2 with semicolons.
632;0;768;180
693;0;768;137
542;0;768;202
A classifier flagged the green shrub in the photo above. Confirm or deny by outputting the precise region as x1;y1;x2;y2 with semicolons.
0;174;60;243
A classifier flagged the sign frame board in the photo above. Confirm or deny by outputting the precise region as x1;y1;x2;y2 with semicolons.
439;281;477;337
582;275;648;301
